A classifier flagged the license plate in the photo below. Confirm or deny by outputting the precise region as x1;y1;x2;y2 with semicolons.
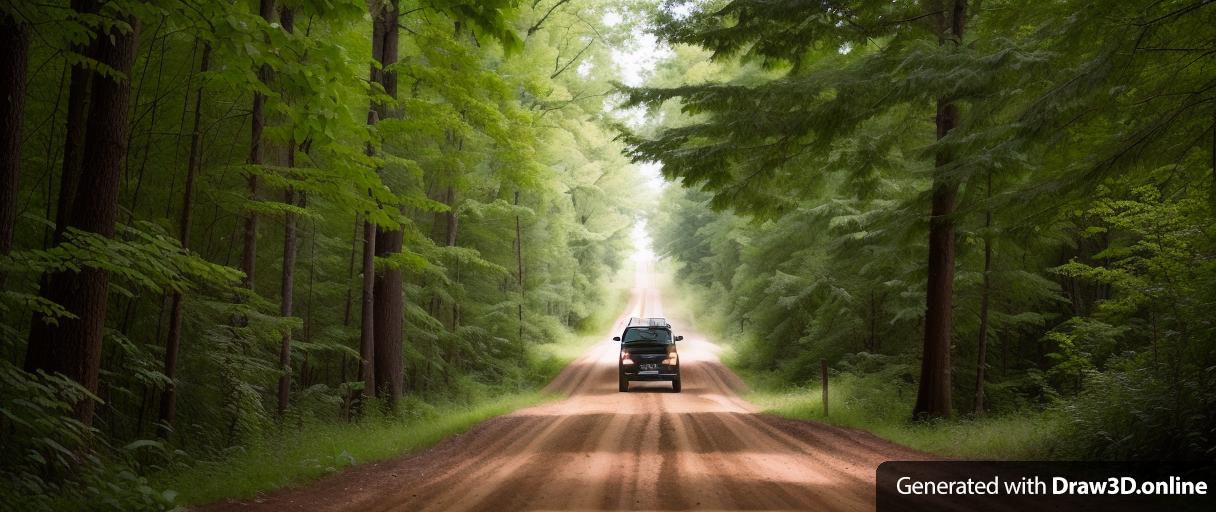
640;364;658;370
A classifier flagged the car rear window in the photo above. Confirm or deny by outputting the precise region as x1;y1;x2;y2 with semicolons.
622;327;672;344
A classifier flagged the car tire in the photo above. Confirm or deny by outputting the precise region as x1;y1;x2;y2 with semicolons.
672;377;682;393
619;374;628;392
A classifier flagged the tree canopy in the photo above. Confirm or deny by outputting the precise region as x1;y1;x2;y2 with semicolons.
634;0;1215;452
0;0;651;508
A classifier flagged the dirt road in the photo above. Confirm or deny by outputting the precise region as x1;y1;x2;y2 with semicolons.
203;269;932;511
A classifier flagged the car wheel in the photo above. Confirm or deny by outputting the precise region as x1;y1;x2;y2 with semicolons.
619;374;628;392
672;377;682;393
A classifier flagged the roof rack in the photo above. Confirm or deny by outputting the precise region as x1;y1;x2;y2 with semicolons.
627;317;670;328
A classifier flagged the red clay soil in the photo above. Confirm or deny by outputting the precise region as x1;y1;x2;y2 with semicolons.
198;271;935;511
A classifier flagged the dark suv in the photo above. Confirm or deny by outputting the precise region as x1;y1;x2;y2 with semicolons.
615;317;682;392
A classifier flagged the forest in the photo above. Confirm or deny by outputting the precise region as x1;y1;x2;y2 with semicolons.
1;0;1214;510
1;0;646;508
631;0;1216;460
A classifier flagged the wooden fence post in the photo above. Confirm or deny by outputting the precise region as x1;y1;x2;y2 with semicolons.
820;359;829;417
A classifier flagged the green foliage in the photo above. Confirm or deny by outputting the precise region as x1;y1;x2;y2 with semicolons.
641;0;1216;459
151;269;625;507
1046;183;1216;459
1061;362;1216;460
0;362;177;511
158;391;548;506
743;364;1068;460
2;0;645;508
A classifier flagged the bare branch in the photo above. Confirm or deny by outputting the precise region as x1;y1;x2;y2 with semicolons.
552;38;593;79
528;0;572;36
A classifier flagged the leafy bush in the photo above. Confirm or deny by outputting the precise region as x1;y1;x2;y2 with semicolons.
0;361;175;512
1059;362;1216;461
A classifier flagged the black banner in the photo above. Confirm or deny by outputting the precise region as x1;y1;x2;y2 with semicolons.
877;461;1215;512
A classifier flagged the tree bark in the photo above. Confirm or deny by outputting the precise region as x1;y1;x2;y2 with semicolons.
242;0;276;290
25;15;141;427
0;11;30;289
275;4;299;418
446;186;459;330
343;215;360;327
913;0;965;421
514;191;525;342
358;220;377;403
158;42;211;437
51;0;100;244
277;185;299;416
369;0;403;408
301;210;316;388
445;186;458;247
372;226;403;405
974;170;992;415
339;214;359;393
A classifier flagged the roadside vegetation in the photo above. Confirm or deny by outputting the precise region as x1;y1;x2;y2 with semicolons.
0;1;647;509
156;272;628;506
734;359;1066;460
158;392;545;505
2;0;1213;509
635;0;1215;463
661;271;1061;460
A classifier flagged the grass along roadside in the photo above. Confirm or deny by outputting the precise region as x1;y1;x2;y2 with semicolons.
654;262;1065;461
736;366;1066;460
159;269;633;507
162;392;549;506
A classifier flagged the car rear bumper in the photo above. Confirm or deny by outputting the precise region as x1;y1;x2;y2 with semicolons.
621;367;680;380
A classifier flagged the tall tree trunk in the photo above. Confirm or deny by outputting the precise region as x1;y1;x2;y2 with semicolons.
913;0;966;420
369;0;403;408
275;5;299;418
338;214;358;400
25;15;141;427
242;0;276;290
514;191;525;343
356;110;380;411
52;0;100;244
358;220;376;403
343;215;360;328
277;185;299;415
301;212;316;388
339;214;359;393
974;170;993;415
37;66;68;250
445;187;459;330
372;226;403;404
445;186;458;247
158;42;211;437
0;11;30;289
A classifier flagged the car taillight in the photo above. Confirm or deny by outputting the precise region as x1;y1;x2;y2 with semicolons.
620;350;634;365
663;350;678;365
